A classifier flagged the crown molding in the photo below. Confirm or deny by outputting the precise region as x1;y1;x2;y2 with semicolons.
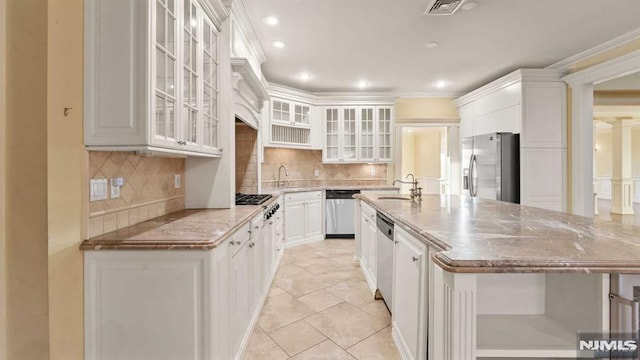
231;58;269;104
562;49;640;86
454;69;565;107
547;27;640;71
267;82;461;106
200;0;230;31
229;0;266;63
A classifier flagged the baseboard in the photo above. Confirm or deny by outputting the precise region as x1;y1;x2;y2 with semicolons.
283;234;324;248
234;250;283;360
392;323;413;360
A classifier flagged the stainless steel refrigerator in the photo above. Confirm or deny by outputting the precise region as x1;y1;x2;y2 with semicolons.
462;133;520;203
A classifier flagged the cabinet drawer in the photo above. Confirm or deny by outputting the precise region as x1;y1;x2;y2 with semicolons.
360;201;376;219
285;191;322;203
230;222;251;256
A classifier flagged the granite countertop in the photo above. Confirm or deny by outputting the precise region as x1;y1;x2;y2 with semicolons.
80;200;274;250
356;194;640;274
266;185;399;194
81;185;398;251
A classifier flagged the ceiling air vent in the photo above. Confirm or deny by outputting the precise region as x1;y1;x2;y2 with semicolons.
424;0;465;15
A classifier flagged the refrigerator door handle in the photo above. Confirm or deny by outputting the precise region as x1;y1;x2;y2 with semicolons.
470;155;477;197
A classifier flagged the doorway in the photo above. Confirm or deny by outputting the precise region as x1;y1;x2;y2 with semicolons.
592;71;640;224
394;124;460;196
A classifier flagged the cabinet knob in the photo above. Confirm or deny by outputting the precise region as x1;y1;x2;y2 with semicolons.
229;241;236;245
249;243;255;248
394;240;399;245
412;256;419;263
255;225;260;229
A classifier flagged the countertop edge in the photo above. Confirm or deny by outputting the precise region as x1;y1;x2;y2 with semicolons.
355;194;640;274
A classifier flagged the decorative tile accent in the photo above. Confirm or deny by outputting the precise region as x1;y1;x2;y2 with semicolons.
236;123;259;194
87;151;185;238
261;148;387;190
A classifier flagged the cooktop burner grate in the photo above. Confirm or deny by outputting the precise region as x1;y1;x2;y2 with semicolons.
235;193;272;206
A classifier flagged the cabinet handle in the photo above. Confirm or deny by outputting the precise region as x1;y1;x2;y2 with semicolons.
412;256;419;263
229;241;236;245
248;230;252;234
269;221;274;225
255;225;260;229
249;243;255;248
394;240;399;245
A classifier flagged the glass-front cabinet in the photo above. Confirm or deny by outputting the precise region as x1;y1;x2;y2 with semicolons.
85;0;225;157
322;105;394;163
271;98;311;128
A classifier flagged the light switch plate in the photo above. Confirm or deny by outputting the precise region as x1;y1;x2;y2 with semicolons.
174;174;181;189
314;170;320;177
370;168;376;176
90;179;108;202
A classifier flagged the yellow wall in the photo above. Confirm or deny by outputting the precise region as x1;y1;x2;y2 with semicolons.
395;97;459;121
568;39;640;73
401;132;416;176
595;131;613;177
414;128;443;178
47;0;85;358
0;0;6;356
5;0;50;358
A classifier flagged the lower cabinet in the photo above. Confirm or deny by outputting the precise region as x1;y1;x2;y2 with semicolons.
392;225;428;360
284;191;323;246
84;203;283;360
359;201;378;293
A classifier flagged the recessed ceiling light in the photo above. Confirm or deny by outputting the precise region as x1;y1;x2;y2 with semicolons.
435;80;447;88
425;42;439;49
273;41;286;49
357;80;368;89
460;1;478;11
299;73;311;81
263;16;279;26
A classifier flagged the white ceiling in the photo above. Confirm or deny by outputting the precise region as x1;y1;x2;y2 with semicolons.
242;0;640;94
595;71;640;90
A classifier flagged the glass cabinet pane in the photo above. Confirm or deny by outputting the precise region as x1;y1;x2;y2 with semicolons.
156;2;165;48
155;95;165;136
156;49;165;92
360;108;374;160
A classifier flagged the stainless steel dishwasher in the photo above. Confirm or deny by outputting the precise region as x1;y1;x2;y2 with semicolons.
325;189;360;238
376;211;394;311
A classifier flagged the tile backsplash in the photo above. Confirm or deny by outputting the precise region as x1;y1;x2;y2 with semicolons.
236;122;258;194
262;148;388;190
87;151;185;238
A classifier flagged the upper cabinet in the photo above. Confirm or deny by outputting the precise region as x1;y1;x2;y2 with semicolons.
323;105;394;163
84;0;228;157
455;69;567;211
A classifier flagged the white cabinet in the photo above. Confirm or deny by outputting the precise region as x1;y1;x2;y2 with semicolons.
85;212;282;360
455;69;567;211
267;97;316;147
284;191;324;247
392;225;428;360
359;201;378;293
271;98;311;128
84;0;225;157
323;105;394;163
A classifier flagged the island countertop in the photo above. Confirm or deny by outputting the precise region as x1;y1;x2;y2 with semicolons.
356;194;640;274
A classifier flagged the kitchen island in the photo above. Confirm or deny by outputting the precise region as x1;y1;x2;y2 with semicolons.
355;194;640;360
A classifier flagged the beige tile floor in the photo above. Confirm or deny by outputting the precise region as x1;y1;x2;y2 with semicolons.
242;240;401;360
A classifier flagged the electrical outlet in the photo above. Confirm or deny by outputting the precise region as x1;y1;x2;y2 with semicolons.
370;168;376;176
174;174;181;189
110;178;124;199
314;170;320;177
90;179;108;202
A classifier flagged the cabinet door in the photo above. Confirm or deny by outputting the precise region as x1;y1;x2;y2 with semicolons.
342;107;358;162
359;212;369;267
366;218;377;278
263;221;273;284
376;107;393;162
201;17;219;152
152;0;180;148
250;228;263;312
304;199;323;238
285;201;305;243
180;0;202;152
272;99;291;125
231;242;251;354
393;228;427;360
294;104;311;127
360;107;375;161
324;107;340;162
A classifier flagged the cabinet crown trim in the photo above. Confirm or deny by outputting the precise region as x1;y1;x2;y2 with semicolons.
231;58;270;103
455;69;565;107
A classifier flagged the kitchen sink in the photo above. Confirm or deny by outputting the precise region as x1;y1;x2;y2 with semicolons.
378;196;411;201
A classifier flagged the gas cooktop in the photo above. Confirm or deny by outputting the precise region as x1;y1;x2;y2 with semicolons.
235;193;272;206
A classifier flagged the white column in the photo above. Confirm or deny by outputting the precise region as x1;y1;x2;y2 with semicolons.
610;118;635;215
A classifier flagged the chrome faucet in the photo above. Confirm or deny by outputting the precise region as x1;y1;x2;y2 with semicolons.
277;165;289;188
392;173;422;201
